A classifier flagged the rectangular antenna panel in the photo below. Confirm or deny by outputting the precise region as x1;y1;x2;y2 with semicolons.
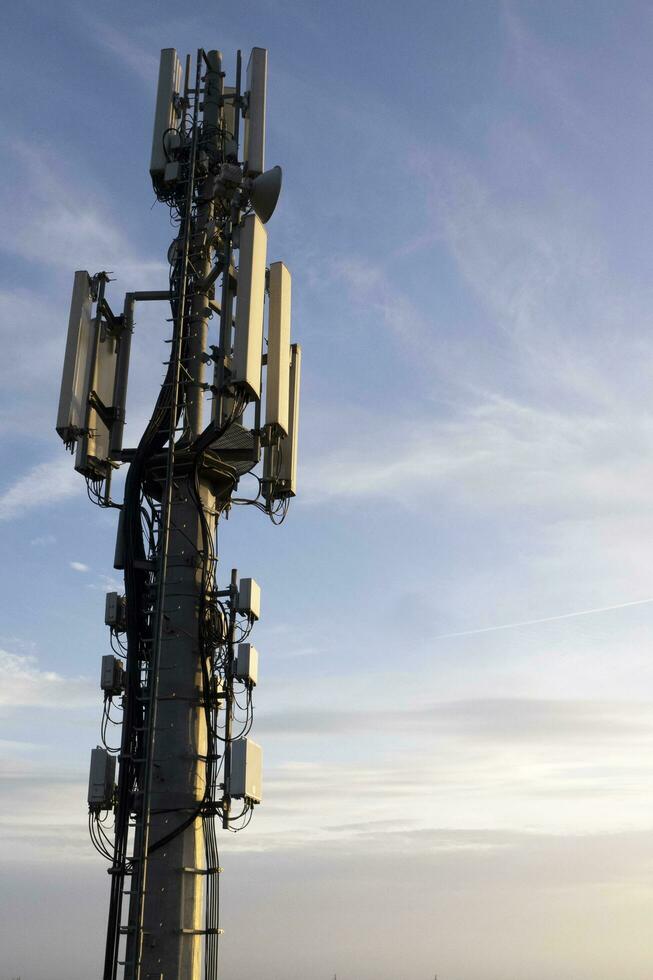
223;85;238;160
280;343;301;495
56;271;94;445
243;47;267;175
266;262;291;435
108;293;134;457
75;322;118;478
88;746;116;809
233;214;267;398
150;48;182;180
229;738;262;803
113;508;125;570
265;343;301;497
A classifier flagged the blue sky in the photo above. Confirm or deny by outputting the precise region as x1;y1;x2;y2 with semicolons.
3;1;653;978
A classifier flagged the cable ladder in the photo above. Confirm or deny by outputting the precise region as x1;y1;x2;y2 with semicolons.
116;55;204;980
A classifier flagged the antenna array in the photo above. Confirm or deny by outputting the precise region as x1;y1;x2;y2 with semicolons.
56;46;301;980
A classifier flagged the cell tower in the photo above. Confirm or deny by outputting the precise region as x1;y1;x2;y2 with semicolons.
56;46;301;980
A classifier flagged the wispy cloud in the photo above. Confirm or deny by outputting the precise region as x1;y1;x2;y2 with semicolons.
0;649;93;709
332;253;457;374
69;561;89;573
30;534;56;547
301;394;653;517
434;596;653;639
82;17;159;86
0;456;82;522
308;99;653;527
501;1;592;139
258;697;653;744
0;287;70;435
0;138;166;280
0;138;168;438
411;139;653;417
87;572;123;593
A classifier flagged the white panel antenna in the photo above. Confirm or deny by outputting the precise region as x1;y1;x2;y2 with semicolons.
243;47;267;176
223;85;238;159
264;343;301;496
56;271;94;446
266;262;291;435
233;213;267;399
280;343;301;495
150;48;182;181
75;323;118;478
113;508;125;570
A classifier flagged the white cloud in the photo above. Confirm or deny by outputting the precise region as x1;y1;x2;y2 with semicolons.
0;140;122;271
87;573;122;593
301;394;653;518
70;561;89;573
0;456;82;522
0;139;167;438
0;287;69;435
0;650;94;709
258;697;653;743
0;138;166;281
333;254;454;369
83;17;159;86
30;534;56;547
0;289;63;389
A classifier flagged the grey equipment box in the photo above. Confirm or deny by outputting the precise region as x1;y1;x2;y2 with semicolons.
88;746;116;810
100;655;124;695
105;592;127;631
237;577;261;620
229;738;262;803
235;643;259;687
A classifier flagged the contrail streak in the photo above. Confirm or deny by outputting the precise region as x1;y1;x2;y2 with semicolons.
435;597;653;640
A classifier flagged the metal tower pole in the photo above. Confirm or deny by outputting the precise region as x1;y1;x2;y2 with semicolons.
57;39;299;980
124;49;224;980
